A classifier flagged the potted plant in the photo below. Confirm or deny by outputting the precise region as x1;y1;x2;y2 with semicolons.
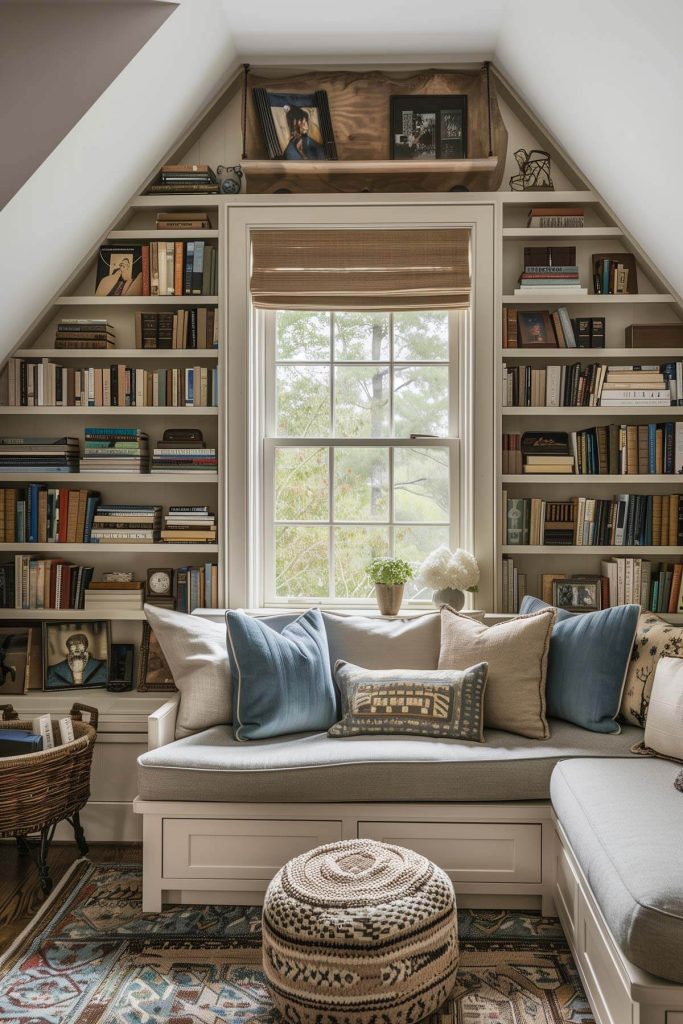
366;558;414;616
417;546;480;610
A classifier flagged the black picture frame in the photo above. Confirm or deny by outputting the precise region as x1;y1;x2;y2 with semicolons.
552;578;601;613
390;95;468;160
107;643;135;693
42;621;111;692
253;88;337;161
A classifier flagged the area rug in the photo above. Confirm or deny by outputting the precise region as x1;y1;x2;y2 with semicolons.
0;861;593;1024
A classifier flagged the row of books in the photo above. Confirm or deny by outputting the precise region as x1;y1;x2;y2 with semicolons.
526;207;585;228
146;164;219;195
54;319;115;350
160;507;216;544
0;437;80;474
502;362;683;407
504;493;683;547
4;558;93;610
95;241;217;299
502;307;605;349
501;555;527;614
82;427;149;472
503;425;683;475
0;432;218;476
134;309;217;349
156;210;212;229
7;359;218;407
594;257;632;295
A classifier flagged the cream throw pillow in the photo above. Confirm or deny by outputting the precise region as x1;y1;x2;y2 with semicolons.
438;606;555;739
643;656;683;762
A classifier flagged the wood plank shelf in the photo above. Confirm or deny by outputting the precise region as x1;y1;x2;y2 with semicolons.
2;406;218;416
500;348;683;360
14;349;219;360
56;296;219;306
502;294;675;304
502;545;679;555
0;473;219;484
503;227;623;239
242;157;498;178
501;407;683;417
0;543;219;553
2;609;148;621
502;475;683;484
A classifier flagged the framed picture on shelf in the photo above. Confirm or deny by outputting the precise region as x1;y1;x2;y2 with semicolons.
552;577;601;614
137;623;176;692
107;644;135;693
95;245;143;297
42;621;110;691
390;95;467;160
517;310;557;348
542;573;567;606
0;628;33;696
252;88;337;161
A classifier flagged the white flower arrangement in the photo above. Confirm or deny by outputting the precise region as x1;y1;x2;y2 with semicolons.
417;546;480;593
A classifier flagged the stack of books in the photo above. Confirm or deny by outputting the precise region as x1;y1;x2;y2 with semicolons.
176;563;219;612
504;422;683;475
160;506;216;544
515;246;587;296
520;432;575;475
599;366;672;407
501;556;527;613
0;437;80;474
95;242;217;298
54;319;115;350
134;309;217;349
146;164;219;194
0;487;99;543
151;432;217;473
527;207;584;228
89;505;162;544
12;557;94;610
156;210;211;229
82;428;149;473
84;580;144;611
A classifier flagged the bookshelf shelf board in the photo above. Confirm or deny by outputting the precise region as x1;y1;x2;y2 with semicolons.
2;406;218;416
242;157;498;178
501;475;683;485
56;297;219;307
2;609;148;621
0;543;219;553
131;195;222;209
501;407;683;418
14;349;219;361
501;191;598;205
0;473;219;484
500;348;683;360
502;294;675;304
503;228;623;239
502;545;679;555
108;230;218;240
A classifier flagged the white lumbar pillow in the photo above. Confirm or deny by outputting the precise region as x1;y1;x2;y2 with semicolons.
644;656;683;762
144;604;231;737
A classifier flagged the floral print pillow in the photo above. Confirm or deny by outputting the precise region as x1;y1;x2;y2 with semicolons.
621;614;683;727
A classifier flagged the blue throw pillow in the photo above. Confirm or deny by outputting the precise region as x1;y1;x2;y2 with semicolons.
519;596;640;733
226;608;337;741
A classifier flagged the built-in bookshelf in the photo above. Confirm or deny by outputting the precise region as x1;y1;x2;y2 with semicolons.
496;192;683;620
0;198;226;673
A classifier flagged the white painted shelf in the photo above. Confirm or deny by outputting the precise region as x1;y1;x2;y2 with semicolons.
3;609;147;621
0;543;219;553
502;475;683;484
501;407;683;417
108;230;218;239
502;294;675;304
502;545;679;555
2;406;218;415
56;296;219;306
503;227;623;239
14;349;219;360
130;195;222;208
0;472;218;484
501;191;598;204
500;348;683;360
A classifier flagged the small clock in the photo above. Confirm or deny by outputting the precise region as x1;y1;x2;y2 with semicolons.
146;568;174;600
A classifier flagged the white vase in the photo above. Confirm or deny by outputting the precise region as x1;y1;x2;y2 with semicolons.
432;587;465;610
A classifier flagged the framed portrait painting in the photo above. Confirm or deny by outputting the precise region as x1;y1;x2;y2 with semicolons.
517;310;557;348
42;621;110;691
253;88;337;161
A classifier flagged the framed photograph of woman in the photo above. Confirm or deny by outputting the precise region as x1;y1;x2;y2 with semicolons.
253;88;337;161
42;621;110;691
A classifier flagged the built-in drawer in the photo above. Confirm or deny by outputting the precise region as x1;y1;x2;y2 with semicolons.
358;821;542;884
163;818;342;880
579;893;633;1024
556;842;579;941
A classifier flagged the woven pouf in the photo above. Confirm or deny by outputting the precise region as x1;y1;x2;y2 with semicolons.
262;838;459;1024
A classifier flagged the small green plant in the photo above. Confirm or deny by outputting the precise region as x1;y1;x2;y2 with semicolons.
366;557;415;586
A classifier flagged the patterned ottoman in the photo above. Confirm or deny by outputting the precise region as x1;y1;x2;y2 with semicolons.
262;838;459;1024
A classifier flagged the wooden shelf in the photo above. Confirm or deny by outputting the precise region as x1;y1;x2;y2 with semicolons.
108;230;218;239
502;407;683;417
503;228;623;239
56;296;219;306
14;348;219;360
502;475;683;484
503;294;675;304
0;543;219;553
2;406;218;416
242;157;498;178
502;545;679;555
0;473;218;484
130;195;223;208
500;348;683;360
500;191;598;205
2;609;147;621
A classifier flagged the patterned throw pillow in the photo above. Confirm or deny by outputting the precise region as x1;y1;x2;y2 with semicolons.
621;614;683;727
329;661;488;741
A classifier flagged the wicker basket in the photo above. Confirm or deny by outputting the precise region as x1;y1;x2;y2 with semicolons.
0;703;98;893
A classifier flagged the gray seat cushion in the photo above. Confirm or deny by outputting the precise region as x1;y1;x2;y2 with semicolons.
551;758;683;983
138;719;641;804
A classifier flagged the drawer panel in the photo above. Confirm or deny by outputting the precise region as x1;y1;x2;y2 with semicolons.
579;895;632;1024
163;818;342;880
358;821;541;884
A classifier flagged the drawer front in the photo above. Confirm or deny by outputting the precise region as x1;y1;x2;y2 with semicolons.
556;843;579;940
163;818;342;880
358;821;542;884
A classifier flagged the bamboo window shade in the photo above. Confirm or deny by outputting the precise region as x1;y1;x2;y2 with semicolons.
250;228;471;311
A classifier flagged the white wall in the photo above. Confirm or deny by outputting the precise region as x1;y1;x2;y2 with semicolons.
0;0;236;362
496;0;683;298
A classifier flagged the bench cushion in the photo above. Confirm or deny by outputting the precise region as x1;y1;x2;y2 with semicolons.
551;758;683;983
138;719;640;804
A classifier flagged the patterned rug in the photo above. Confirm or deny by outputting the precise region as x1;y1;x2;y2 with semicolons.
0;861;593;1023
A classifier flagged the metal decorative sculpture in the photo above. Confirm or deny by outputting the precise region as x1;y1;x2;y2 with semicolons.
509;148;554;191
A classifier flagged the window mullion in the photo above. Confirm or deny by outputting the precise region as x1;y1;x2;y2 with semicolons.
328;445;335;599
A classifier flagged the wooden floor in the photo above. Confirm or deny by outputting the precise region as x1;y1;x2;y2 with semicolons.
0;842;141;952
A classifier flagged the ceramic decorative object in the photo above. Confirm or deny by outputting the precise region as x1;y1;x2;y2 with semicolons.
375;584;405;616
366;558;414;616
432;587;465;610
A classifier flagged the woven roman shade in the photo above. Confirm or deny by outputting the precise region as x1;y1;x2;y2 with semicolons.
250;228;471;311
